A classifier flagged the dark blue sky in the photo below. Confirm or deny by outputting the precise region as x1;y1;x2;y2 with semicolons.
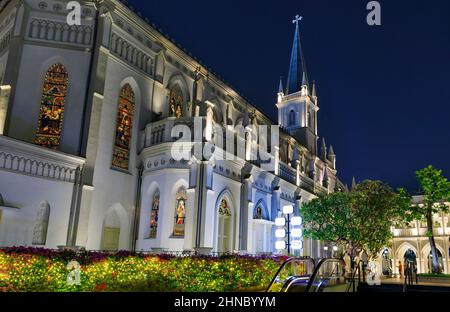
126;0;450;192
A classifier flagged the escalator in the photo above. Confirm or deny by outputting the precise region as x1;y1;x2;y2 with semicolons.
266;257;357;292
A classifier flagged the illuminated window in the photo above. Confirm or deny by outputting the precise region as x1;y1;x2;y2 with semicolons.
253;200;269;221
149;189;160;238
112;84;134;170
35;63;68;149
172;187;187;237
168;85;183;118
219;198;231;217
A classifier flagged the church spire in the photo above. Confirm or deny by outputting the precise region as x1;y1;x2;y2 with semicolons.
311;80;317;98
286;14;309;95
321;137;327;160
277;77;284;103
278;77;284;94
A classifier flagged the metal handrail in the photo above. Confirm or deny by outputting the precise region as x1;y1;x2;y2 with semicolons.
346;260;363;292
304;258;346;292
265;257;316;292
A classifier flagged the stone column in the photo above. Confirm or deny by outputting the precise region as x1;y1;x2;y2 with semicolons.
239;175;252;251
192;161;210;251
0;85;11;135
1;4;28;136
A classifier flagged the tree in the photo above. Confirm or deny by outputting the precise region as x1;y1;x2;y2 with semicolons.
301;180;411;270
412;166;450;274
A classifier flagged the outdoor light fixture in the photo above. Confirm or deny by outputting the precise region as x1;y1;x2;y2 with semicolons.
282;205;294;215
274;204;303;255
275;240;286;250
291;240;303;250
291;216;303;226
275;229;286;238
323;246;329;251
333;246;338;252
291;228;303;238
275;217;286;226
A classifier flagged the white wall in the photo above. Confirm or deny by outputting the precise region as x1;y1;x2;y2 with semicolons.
136;169;189;251
0;170;72;248
8;44;91;155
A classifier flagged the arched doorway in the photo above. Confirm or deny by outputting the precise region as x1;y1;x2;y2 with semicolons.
217;197;233;253
427;249;444;273
252;200;273;254
101;210;121;251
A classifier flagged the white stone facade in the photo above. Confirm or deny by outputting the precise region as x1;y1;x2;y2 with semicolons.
0;0;344;256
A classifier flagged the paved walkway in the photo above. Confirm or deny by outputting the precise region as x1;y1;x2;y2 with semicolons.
383;277;450;287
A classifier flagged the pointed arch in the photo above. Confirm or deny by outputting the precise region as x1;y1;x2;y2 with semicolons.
215;189;236;253
167;73;190;118
112;83;135;170
32;201;50;245
172;186;187;237
35;63;68;149
254;199;269;221
168;84;184;118
148;188;160;238
101;203;130;251
396;242;418;260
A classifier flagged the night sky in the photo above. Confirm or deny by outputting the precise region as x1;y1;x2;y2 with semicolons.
126;0;450;193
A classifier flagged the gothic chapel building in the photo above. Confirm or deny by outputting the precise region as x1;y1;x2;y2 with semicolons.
0;0;345;255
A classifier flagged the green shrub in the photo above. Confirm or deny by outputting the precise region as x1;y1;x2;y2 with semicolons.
0;248;285;292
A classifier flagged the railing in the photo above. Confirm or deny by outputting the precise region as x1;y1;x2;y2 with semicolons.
141;117;331;193
347;260;364;293
279;162;296;185
0;136;84;183
393;227;446;237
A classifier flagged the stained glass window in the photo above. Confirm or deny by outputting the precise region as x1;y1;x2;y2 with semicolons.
219;199;231;217
254;206;263;219
253;201;269;220
218;198;231;253
112;84;135;170
168;85;183;118
173;187;187;237
35;63;68;149
149;189;160;238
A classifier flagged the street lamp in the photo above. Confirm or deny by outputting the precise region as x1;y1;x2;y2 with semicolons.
275;205;303;255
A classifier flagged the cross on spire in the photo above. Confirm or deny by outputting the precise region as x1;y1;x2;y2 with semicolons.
292;14;302;26
286;14;308;94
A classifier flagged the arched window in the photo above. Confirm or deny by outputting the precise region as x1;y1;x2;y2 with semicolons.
35;63;68;149
168;85;183;118
149;189;160;238
112;84;135;170
307;110;313;128
218;198;232;253
172;186;187;237
32;202;50;245
289;109;296;126
253;200;269;221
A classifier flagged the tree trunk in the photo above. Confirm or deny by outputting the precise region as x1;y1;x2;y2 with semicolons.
427;210;441;274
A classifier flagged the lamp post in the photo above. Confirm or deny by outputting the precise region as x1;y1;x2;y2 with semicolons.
275;205;303;255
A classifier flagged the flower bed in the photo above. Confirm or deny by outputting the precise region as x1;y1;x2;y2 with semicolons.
0;247;286;292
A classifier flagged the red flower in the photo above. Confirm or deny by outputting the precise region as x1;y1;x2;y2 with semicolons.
95;283;107;292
